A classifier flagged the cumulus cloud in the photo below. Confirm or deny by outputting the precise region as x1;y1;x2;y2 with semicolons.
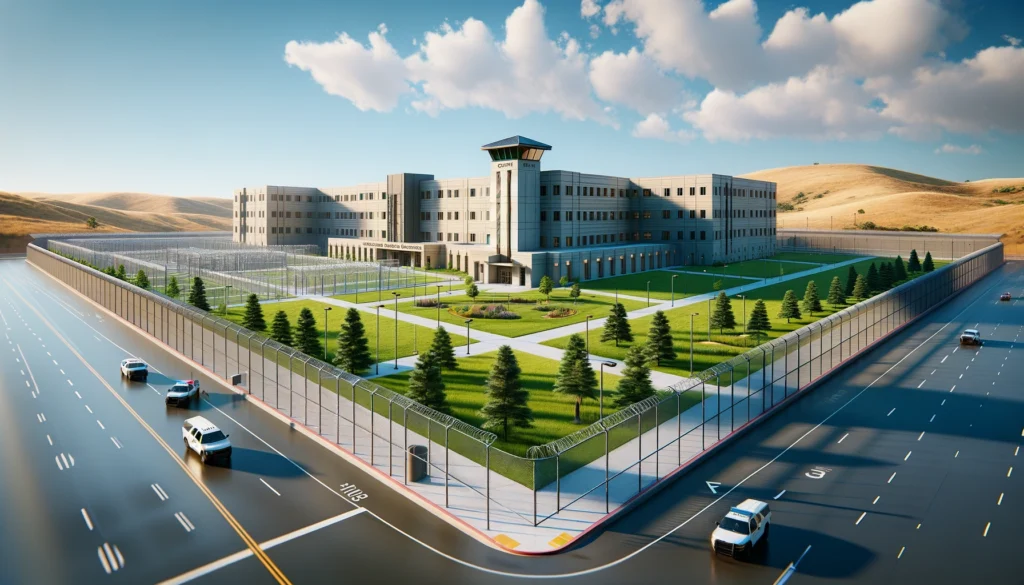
632;114;694;142
935;144;982;155
1004;34;1022;47
589;48;681;115
581;0;600;19
284;24;408;112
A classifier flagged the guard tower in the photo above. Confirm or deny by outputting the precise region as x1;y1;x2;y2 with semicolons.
481;136;551;284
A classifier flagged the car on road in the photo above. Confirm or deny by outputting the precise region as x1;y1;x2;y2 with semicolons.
959;329;982;346
1000;292;1012;301
182;416;231;464
165;380;200;407
711;499;771;558
119;358;148;381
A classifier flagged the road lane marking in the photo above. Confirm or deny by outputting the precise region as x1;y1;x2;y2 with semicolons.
85;405;93;414
67;379;72;386
1009;467;1013;478
983;522;991;537
930;369;936;375
904;451;912;461
930;414;936;422
955;451;960;458
898;546;905;559
774;490;786;500
998;493;1004;505
110;437;122;450
941;399;946;406
838;433;849;444
1015;446;1019;457
37;413;45;423
75;391;81;399
773;544;812;585
152;483;169;501
950;385;955;392
97;543;124;574
872;496;880;504
97;420;105;430
82;508;95;530
260;478;281;496
917;380;926;388
175;512;196;532
918;432;925;441
856;512;866;525
16;344;39;396
46;434;52;446
888;472;896;484
887;408;896;417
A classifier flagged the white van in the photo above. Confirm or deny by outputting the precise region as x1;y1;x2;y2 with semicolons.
711;499;771;558
182;416;232;465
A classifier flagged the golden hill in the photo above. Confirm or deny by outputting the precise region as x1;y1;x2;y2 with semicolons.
741;164;1024;255
0;191;231;254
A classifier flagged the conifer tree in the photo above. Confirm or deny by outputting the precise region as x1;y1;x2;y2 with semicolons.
747;299;771;343
923;251;935;272
165;275;180;299
553;334;597;424
852;273;869;299
778;290;802;323
866;262;881;293
614;344;655;407
479;345;532;440
270;310;293;346
116;264;127;281
188;276;210;311
334;308;373;375
893;256;908;283
802;280;823;315
879;262;894;290
295;307;322;357
908;249;921;272
134;269;150;290
601;303;632;346
827;276;846;308
466;282;479;300
429;326;458;370
407;351;449;413
645;310;676;365
241;294;266;331
844;265;859;298
539;275;554;302
570;282;581;305
709;291;736;334
559;276;569;288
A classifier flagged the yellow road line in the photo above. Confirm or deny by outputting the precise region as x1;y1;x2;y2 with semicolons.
4;279;291;585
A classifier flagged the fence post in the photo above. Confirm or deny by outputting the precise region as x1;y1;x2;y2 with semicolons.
534;461;538;526
701;381;706;451
637;413;642;493
486;443;491;530
655;401;660;481
370;390;376;467
605;425;611;513
337;377;342;444
388;398;393;477
444;423;450;508
556;450;561;512
403;407;408;485
676;392;681;466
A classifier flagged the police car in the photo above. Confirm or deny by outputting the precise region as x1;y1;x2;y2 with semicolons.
711;499;771;558
119;358;149;381
165;380;200;407
182;416;231;465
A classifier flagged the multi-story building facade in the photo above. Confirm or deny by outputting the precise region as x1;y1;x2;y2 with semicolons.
233;136;778;287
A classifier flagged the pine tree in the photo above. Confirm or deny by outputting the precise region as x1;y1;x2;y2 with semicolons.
479;345;532;440
270;310;293;346
188;277;210;311
866;262;880;293
570;282;581;305
115;264;127;281
778;290;802;323
165;275;180;299
747;299;771;343
295;307;322;357
429;326;458;370
923;251;935;272
464;275;474;286
844;265;859;297
852;273;869;299
407;351;449;413
879;262;894;290
709;291;736;334
802;280;823;315
334;308;373;375
908;249;921;272
553;334;597;424
601;303;632;346
827;276;846;308
242;294;266;331
134;269;150;290
645;310;676;365
466;282;479;300
614;344;655;407
539;275;554;302
559;276;569;288
893;255;908;283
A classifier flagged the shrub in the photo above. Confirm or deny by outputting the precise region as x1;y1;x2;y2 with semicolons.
415;298;445;308
451;304;521;320
777;202;795;211
544;307;576;318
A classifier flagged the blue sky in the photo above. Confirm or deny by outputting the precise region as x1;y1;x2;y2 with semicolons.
1;0;1021;198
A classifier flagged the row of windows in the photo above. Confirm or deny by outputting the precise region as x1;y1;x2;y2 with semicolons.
537;185;774;198
420;188;491;200
236;192;389;204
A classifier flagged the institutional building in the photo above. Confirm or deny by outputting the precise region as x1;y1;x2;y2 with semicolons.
233;136;778;287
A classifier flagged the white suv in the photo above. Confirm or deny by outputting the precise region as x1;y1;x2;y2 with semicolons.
183;416;231;464
711;499;771;558
959;329;982;346
119;359;149;381
165;380;200;407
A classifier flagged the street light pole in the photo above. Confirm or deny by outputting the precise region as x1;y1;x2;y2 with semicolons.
707;297;712;341
224;284;232;314
599;361;616;420
646;280;651;308
465;319;473;355
585;315;593;358
435;285;442;327
737;294;746;333
323;307;332;361
690;312;699;375
375;305;383;375
392;293;400;369
671;274;678;307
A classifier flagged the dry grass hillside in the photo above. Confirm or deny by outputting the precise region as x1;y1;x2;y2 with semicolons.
0;191;231;254
741;164;1024;255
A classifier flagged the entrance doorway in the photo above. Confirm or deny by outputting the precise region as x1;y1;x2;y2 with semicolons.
498;269;513;284
519;267;526;286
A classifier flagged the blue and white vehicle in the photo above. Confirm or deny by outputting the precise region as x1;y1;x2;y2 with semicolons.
119;358;148;381
711;499;771;558
182;416;231;464
165;379;200;407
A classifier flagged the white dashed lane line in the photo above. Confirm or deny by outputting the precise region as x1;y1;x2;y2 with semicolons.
110;437;122;450
260;478;281;496
97;420;105;430
151;483;169;501
856;512;867;525
174;512;196;533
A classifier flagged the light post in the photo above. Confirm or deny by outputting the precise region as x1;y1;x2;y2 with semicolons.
671;274;678;307
464;319;472;355
737;294;746;333
392;293;400;369
646;280;651;308
690;312;699;375
323;306;332;361
375;305;383;375
599;361;616;420
707;296;712;341
585;315;593;358
224;284;232;314
615;288;618;305
435;285;442;327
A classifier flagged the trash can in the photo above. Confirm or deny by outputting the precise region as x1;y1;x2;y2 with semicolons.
407;445;428;482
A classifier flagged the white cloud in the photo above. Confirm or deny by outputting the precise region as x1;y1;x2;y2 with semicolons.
935;144;982;155
589;48;680;115
283;24;408;112
684;67;888;141
589;24;601;39
1005;34;1022;47
632;114;694;142
581;0;600;19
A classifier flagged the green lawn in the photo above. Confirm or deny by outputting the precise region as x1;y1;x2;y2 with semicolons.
374;351;625;456
329;273;457;303
395;288;647;337
709;259;821;279
222;298;472;365
543;258;934;380
769;251;866;264
580;270;752;301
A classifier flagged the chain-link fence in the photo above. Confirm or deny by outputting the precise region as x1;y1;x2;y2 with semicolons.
26;240;1003;531
776;229;1001;260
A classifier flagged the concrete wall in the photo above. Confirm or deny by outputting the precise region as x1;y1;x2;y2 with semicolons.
777;229;1002;260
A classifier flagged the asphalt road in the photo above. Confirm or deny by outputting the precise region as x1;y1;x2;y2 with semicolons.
0;256;1021;585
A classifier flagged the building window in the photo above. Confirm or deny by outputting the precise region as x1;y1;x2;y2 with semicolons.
643;231;652;240
619;189;625;197
540;211;547;221
700;186;707;195
553;185;561;195
553;211;560;221
437;212;443;220
566;186;573;196
553;237;560;248
642;211;651;219
663;188;670;197
662;231;670;240
662;210;671;219
643;189;652;197
437;232;443;241
677;188;684;196
539;235;546;248
454;233;459;242
700;231;706;240
454;190;459;198
470;188;476;197
454;212;459;220
470;211;477;220
690;231;696;240
566;236;572;247
540;186;547;196
700;209;706;218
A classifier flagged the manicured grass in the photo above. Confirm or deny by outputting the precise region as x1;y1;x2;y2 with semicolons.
543;258;933;380
580;270;751;301
708;259;822;279
769;251;865;264
395;288;647;337
222;298;472;365
374;351;625;456
330;273;456;303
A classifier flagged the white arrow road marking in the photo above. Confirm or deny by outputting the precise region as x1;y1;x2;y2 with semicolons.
706;481;722;494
